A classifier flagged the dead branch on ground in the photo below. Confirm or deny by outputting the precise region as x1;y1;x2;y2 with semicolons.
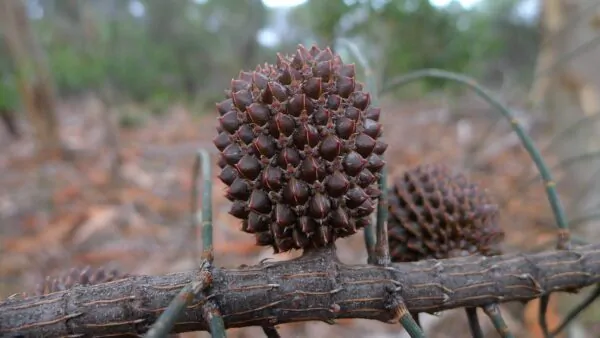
1;243;599;337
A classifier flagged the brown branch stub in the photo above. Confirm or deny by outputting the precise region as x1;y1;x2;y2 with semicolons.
1;244;600;337
385;285;409;324
557;228;572;250
146;261;214;338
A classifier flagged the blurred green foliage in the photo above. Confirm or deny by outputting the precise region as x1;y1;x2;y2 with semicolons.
0;0;539;112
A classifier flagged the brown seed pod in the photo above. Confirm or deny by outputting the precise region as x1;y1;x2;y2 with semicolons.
387;163;504;262
27;267;184;337
34;266;124;296
214;44;388;253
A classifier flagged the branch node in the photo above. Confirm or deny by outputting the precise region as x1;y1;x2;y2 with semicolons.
384;285;426;337
146;260;213;338
384;285;408;324
202;249;215;264
203;300;227;338
482;303;514;338
557;229;572;250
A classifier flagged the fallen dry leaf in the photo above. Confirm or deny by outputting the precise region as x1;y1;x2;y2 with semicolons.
71;206;120;246
3;211;86;254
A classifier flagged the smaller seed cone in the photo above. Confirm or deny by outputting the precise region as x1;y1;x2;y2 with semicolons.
387;163;504;262
31;267;182;337
34;266;124;296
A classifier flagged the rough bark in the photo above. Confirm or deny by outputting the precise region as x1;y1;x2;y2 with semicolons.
1;244;599;337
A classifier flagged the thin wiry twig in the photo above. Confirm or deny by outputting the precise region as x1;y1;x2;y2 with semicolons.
466;307;484;338
568;211;600;230
190;149;202;261
551;284;600;336
381;69;570;251
511;14;600;108
541;111;600;155
197;148;215;263
567;166;600;214
374;165;391;266
399;312;425;338
482;304;515;338
262;326;281;338
145;262;212;338
147;149;226;337
497;111;600;211
539;294;551;338
536;2;600;54
386;286;425;338
530;34;600;90
410;312;421;328
520;150;600;191
381;69;574;338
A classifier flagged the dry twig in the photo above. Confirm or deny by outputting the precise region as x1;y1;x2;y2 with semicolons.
1;243;599;336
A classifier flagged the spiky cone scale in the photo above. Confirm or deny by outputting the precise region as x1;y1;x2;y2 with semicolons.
387;163;504;262
34;266;123;296
30;267;185;338
213;44;388;253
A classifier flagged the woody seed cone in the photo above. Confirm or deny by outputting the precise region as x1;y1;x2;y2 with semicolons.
34;266;123;296
213;44;388;253
387;163;504;262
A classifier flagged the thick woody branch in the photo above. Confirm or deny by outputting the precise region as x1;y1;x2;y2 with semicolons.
2;244;600;337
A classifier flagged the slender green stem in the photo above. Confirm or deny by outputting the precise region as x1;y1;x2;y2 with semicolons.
399;310;426;338
188;149;226;337
190;151;201;260
381;69;570;250
551;284;600;336
568;211;600;229
262;326;281;338
532;35;600;87
193;148;214;263
204;300;227;338
520;150;600;191
385;286;426;337
482;304;515;338
410;312;421;328
145;262;211;338
338;38;390;265
145;282;201;338
374;165;390;265
539;294;551;338
568;167;600;213
466;307;484;338
541;112;600;155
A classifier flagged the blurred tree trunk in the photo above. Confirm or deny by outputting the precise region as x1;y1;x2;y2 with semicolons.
238;0;267;69
0;0;64;159
0;108;20;138
532;0;600;219
60;0;124;193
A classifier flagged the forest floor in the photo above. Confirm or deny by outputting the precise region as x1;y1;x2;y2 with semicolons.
0;93;597;337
